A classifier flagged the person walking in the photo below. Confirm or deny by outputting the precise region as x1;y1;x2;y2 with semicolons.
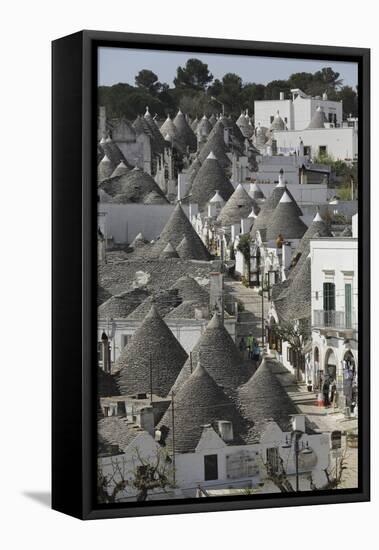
239;337;247;359
246;333;254;359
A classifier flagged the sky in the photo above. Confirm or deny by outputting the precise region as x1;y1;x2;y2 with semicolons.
98;47;358;89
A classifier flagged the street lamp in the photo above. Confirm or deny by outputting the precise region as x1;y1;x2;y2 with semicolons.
282;430;312;492
211;96;225;116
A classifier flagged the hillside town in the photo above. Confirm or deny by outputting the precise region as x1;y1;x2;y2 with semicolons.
96;63;358;502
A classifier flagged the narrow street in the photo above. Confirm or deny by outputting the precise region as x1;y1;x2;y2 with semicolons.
224;278;269;342
229;277;358;490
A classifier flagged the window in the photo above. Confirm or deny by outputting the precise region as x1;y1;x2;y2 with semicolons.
270;115;274;124
97;341;102;363
303;145;311;156
323;282;335;311
319;145;327;156
323;282;336;327
204;454;218;481
345;283;352;329
284;117;288;123
121;334;129;349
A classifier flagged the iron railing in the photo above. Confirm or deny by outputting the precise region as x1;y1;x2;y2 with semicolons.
313;309;356;330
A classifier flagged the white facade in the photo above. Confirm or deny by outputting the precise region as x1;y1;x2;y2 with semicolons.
254;92;343;131
273;127;358;162
175;421;331;496
309;235;358;411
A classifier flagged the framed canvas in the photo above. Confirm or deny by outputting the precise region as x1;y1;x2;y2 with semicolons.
52;30;370;520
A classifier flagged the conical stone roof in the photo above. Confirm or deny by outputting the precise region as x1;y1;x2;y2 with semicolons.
160;242;179;259
127;290;181;320
175;235;203;260
115;305;188;396
170;313;245;396
100;167;169;204
252;176;302;235
196;115;212;139
191;152;234;210
198;123;231;169
307;106;327;129
98;155;114;182
291;211;331;273
237;357;297;442
158;363;245;453
98;288;149;319
154;203;211;260
249;182;265;200
190;116;199;132
173;109;197;152
266;191;307;241
217;184;260;226
110;160;130;178
130;232;148;248
170;275;209;303
159;114;178;141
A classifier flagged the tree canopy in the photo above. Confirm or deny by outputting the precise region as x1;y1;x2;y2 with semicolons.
99;61;357;121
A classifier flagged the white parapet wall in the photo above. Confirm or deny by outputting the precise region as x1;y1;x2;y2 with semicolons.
98;203;190;244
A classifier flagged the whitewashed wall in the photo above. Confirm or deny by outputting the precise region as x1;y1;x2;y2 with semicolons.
273;127;357;161
98;317;237;361
98;203;190;244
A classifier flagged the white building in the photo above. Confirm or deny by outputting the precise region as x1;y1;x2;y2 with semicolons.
309;216;358;412
273;126;358;163
98;314;237;361
254;89;343;131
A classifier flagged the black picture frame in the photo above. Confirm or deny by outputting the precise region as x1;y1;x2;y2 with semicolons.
52;30;370;520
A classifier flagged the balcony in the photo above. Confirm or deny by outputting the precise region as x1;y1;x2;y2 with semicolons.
313;310;357;332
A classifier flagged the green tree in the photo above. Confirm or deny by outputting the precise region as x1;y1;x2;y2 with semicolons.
312;67;343;94
336;86;358;117
264;79;291;100
135;69;164;95
271;320;310;381
174;58;213;91
288;72;314;94
240;82;266;113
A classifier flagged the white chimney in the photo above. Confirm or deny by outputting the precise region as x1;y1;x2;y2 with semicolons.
292;415;306;433
217;420;234;442
231;223;240;241
208;203;217;218
138;406;155;436
209;272;224;321
279;92;285;100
